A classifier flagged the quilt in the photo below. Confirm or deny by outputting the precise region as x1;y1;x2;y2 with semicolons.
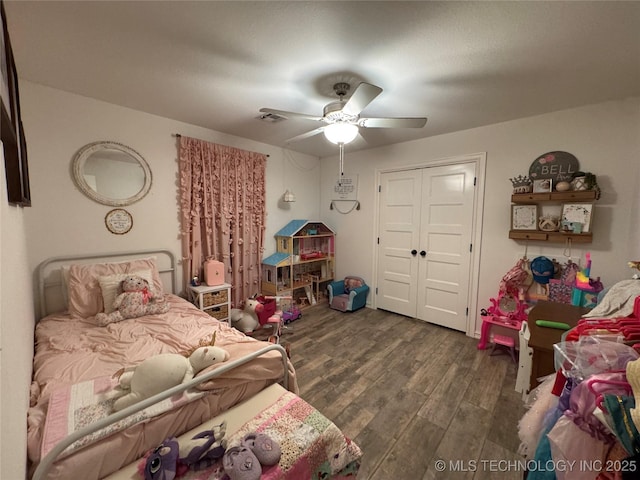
41;375;217;461
138;390;362;480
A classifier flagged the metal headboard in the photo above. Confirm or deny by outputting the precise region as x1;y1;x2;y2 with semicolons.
37;249;177;320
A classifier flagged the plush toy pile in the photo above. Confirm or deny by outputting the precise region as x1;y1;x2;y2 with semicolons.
140;424;281;480
96;274;169;326
141;422;228;480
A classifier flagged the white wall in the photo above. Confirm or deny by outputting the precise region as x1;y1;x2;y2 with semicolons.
0;145;34;479
20;81;321;299
320;97;640;334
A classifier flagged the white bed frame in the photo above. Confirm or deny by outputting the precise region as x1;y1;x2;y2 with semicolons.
32;249;290;480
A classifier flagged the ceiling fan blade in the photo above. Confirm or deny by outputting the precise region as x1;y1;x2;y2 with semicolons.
341;82;383;116
359;117;427;129
259;108;322;122
285;127;326;144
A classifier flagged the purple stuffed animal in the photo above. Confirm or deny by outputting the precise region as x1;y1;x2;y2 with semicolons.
144;437;180;480
143;422;227;480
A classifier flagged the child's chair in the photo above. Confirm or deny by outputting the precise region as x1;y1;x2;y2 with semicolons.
328;276;369;312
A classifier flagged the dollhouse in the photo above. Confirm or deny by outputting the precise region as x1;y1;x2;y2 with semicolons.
261;220;335;306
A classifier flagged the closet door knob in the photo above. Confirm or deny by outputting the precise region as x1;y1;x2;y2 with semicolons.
420;250;427;257
411;249;417;256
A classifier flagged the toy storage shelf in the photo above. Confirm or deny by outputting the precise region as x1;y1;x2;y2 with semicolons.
262;221;335;308
509;189;597;244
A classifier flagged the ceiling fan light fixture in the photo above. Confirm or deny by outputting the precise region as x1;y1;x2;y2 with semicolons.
324;123;358;145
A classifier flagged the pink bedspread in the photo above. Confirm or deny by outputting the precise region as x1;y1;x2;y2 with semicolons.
28;294;297;479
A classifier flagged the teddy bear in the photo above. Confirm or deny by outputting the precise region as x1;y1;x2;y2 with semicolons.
95;274;169;326
113;343;230;411
230;298;263;333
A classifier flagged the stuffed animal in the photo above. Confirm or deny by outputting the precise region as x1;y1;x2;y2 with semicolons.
179;423;227;471
143;437;181;480
230;298;263;333
96;275;169;326
142;423;228;480
113;343;230;411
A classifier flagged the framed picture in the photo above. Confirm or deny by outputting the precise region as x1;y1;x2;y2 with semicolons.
0;3;8;110
532;178;553;193
1;0;30;206
512;204;539;230
561;203;594;233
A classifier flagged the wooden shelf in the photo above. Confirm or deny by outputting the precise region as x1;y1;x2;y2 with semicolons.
511;190;597;203
509;230;593;243
509;188;597;244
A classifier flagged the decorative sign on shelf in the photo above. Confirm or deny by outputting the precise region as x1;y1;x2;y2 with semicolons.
561;203;594;233
511;204;539;230
529;151;579;183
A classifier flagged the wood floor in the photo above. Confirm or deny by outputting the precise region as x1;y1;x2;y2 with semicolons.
283;304;527;480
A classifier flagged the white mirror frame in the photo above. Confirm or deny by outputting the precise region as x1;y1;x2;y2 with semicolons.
72;141;152;207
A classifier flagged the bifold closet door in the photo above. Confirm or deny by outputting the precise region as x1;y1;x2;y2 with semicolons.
376;169;423;317
416;163;475;331
377;163;475;332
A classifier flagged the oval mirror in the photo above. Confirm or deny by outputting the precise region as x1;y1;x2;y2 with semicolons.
72;141;152;206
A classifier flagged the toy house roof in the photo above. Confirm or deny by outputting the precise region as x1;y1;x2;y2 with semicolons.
274;220;335;237
262;252;290;266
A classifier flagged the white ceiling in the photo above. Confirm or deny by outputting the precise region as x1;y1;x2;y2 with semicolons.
5;1;640;158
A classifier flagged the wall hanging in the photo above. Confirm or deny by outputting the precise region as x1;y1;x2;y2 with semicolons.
1;1;30;206
330;173;360;214
105;208;133;235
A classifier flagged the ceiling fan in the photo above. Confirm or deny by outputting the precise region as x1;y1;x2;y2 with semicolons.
259;82;427;145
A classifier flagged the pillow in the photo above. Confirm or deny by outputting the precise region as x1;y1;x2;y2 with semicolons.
344;276;365;293
98;269;154;314
67;257;164;318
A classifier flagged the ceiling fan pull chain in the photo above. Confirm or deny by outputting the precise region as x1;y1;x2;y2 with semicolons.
339;143;345;182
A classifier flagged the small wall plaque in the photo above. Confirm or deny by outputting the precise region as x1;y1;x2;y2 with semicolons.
105;208;133;235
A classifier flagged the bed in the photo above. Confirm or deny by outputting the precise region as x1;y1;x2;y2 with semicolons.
28;250;361;479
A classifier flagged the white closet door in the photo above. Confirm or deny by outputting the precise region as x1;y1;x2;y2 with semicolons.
416;163;475;331
376;162;476;332
376;169;422;317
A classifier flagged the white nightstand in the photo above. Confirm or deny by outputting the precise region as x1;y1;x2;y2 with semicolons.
188;283;232;324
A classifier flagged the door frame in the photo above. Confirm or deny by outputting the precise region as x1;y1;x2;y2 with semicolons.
372;152;487;338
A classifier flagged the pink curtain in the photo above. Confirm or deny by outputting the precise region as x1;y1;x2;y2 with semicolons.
178;136;266;307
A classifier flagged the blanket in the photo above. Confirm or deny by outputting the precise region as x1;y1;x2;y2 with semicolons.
139;390;362;479
582;280;640;319
41;376;213;461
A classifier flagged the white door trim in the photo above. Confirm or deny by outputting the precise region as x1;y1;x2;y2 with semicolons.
372;152;486;338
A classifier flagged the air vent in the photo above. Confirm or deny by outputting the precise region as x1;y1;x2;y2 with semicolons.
257;112;287;123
